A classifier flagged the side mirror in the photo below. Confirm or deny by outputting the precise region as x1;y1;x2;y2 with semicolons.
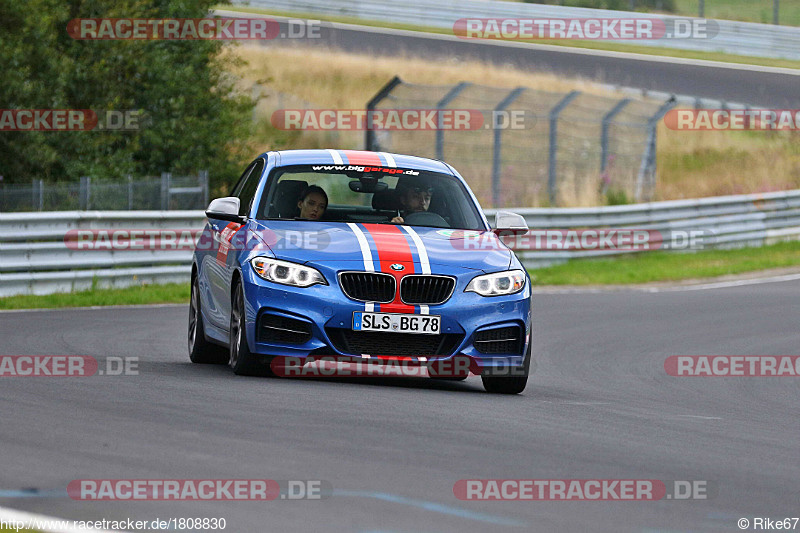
492;211;529;236
206;197;245;224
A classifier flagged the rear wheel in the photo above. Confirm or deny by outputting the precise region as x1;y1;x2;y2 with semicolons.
481;340;531;395
229;281;273;377
188;276;227;364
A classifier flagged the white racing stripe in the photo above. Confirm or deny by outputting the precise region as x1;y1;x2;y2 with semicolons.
346;222;376;312
327;148;344;165
402;226;432;315
380;152;396;167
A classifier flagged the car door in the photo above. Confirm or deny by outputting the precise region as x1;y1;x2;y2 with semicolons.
204;159;265;331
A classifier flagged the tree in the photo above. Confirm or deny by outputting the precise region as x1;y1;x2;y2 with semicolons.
0;0;254;188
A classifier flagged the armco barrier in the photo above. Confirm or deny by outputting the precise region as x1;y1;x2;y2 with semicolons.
0;211;203;297
229;0;800;61
485;189;800;267
1;189;800;296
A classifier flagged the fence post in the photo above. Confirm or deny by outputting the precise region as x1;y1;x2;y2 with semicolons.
548;91;580;206
161;172;171;210
365;76;403;151
33;179;44;211
79;176;91;210
251;83;261;122
491;87;525;208
435;82;471;161
636;96;676;202
199;170;209;207
774;0;779;25
601;98;631;173
127;175;133;210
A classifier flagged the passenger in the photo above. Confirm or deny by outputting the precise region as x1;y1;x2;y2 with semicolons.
390;178;433;224
297;185;328;220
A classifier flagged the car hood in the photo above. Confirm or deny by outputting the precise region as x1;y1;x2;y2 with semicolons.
250;220;512;273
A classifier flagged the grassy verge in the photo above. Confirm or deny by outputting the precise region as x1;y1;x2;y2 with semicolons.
0;283;189;311
1;243;799;310
226;44;800;205
673;0;799;26
529;240;800;285
218;5;800;70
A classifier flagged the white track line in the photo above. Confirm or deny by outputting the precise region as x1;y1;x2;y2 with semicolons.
535;272;800;294
0;303;186;314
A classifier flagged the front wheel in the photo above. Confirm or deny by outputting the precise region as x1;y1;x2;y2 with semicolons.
229;282;273;377
481;340;531;394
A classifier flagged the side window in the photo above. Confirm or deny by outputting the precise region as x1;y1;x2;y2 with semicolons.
230;161;256;198
236;159;265;217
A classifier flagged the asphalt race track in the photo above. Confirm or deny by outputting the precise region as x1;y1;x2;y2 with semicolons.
1;279;798;532
251;15;800;108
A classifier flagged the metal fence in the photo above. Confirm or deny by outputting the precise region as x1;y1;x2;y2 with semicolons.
234;0;800;60
0;172;209;213
366;77;674;208
1;188;799;296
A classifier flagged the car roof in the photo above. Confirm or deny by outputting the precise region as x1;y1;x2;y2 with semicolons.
264;149;454;175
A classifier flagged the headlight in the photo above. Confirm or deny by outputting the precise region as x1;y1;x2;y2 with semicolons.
250;257;327;287
465;270;526;297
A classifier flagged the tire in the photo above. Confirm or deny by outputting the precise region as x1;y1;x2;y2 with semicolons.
481;339;531;395
229;281;273;377
189;275;228;364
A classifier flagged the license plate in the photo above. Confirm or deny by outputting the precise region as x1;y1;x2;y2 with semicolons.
353;312;441;335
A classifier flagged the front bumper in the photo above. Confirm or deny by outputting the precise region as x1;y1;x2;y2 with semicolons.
240;265;532;371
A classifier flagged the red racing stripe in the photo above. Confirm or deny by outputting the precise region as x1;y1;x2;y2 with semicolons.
215;222;242;265
361;223;415;313
342;150;383;166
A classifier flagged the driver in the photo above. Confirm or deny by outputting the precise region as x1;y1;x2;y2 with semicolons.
390;177;433;224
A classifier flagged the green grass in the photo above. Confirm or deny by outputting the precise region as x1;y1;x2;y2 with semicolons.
0;283;189;310
0;528;43;533
218;5;800;70
529;240;800;285
1;242;800;310
673;0;800;26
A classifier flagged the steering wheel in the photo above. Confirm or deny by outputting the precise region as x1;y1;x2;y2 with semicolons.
402;211;450;228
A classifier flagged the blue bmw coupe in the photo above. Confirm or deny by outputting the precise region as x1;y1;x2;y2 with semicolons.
189;149;533;393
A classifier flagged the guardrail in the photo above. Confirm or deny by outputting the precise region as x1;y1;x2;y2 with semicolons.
486;189;800;267
1;189;799;296
0;211;203;297
234;0;800;60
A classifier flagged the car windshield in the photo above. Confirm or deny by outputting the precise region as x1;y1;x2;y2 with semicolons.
256;164;487;230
